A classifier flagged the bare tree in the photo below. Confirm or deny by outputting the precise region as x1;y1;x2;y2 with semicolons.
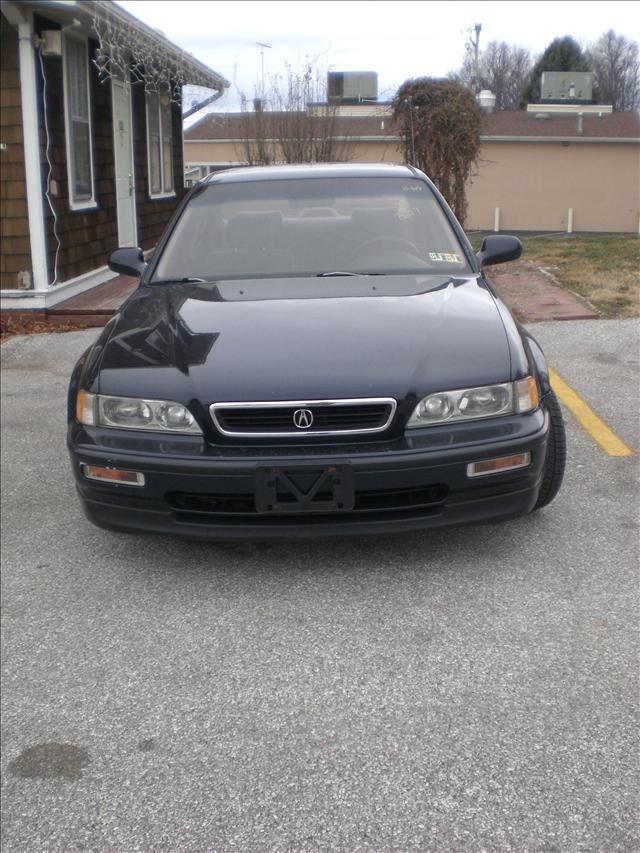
236;61;355;165
586;30;640;110
482;42;533;110
450;40;533;110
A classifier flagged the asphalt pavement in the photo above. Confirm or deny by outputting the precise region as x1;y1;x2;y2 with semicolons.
1;321;638;852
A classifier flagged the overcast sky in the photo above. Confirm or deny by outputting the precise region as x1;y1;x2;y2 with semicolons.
116;0;638;116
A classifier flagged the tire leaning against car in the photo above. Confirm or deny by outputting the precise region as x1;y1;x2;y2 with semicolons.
534;390;567;509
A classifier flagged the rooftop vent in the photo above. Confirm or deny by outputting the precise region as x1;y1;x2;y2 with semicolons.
535;113;551;120
477;90;496;113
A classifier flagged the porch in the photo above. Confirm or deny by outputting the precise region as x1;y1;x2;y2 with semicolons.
1;274;137;329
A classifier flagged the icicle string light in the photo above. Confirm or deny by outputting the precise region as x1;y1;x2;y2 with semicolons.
90;3;223;103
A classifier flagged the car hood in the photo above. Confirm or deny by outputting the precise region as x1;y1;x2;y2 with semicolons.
95;275;511;404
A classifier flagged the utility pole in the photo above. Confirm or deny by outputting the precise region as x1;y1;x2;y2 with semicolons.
404;96;416;165
468;22;482;95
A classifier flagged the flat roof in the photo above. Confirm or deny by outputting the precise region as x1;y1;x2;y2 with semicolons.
186;109;640;142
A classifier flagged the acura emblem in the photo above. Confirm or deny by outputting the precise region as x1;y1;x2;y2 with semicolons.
293;408;314;429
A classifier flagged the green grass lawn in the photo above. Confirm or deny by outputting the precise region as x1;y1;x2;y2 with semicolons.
467;233;640;319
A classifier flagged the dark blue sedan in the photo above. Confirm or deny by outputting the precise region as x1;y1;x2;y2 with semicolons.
67;164;565;538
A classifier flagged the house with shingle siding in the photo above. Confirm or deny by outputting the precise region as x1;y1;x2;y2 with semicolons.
0;0;228;313
184;106;639;233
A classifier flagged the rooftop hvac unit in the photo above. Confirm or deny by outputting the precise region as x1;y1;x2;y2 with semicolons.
328;71;378;104
540;71;594;104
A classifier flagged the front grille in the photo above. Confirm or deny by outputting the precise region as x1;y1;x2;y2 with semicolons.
167;483;447;525
210;398;396;437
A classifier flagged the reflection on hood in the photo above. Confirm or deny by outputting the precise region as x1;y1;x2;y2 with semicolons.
98;274;488;378
99;284;220;374
94;273;512;405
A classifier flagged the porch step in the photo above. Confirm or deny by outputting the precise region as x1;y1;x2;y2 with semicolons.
47;274;138;318
0;275;138;330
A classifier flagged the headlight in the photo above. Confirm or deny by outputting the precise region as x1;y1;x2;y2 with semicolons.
76;391;202;434
407;377;538;428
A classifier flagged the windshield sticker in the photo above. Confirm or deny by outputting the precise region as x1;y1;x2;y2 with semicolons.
429;252;462;263
397;197;414;220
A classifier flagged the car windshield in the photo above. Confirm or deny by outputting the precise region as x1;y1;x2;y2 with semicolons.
152;176;472;281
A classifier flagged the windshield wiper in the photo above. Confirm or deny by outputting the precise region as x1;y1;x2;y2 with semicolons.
316;271;384;277
149;276;207;285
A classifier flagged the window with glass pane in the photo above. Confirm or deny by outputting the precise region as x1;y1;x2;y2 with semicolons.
64;36;94;204
146;93;174;196
161;100;173;192
147;93;162;194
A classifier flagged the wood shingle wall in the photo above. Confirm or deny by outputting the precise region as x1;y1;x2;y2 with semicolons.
1;11;187;291
34;10;186;282
0;14;30;290
34;13;119;284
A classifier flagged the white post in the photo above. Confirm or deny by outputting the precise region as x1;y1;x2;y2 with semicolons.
567;208;574;234
493;207;500;232
17;15;50;291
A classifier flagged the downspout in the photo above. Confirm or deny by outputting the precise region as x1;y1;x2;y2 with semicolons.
17;11;49;291
182;88;225;120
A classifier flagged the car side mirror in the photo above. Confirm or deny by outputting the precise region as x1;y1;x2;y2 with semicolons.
108;247;146;277
476;235;522;267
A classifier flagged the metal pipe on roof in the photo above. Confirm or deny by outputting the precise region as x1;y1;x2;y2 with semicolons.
183;90;225;120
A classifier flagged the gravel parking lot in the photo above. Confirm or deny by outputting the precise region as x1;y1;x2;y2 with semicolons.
1;321;638;851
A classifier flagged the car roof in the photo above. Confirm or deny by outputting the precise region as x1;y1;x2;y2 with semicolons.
203;163;419;184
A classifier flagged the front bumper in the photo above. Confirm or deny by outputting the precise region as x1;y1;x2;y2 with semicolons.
68;409;549;539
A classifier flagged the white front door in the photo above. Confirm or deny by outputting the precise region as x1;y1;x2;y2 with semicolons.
112;77;137;247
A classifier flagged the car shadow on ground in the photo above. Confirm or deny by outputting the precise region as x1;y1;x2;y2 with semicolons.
78;507;555;588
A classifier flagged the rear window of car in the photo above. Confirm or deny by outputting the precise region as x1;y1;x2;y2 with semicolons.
153;177;472;281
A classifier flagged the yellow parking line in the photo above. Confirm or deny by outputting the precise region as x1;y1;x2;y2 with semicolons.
549;367;634;457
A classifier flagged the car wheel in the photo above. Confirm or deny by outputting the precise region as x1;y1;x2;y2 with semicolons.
534;390;567;510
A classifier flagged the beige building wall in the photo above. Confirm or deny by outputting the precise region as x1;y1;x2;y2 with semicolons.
185;140;244;164
184;139;404;167
466;141;640;233
342;140;403;163
184;138;639;233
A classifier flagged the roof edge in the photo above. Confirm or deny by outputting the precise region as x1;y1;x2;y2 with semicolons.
26;0;230;91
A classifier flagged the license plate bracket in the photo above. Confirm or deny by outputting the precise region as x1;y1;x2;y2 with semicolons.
255;465;354;514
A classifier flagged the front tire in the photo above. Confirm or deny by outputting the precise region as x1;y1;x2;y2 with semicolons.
534;390;566;509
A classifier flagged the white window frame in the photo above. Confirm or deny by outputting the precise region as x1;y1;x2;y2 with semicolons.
62;32;97;211
145;92;175;199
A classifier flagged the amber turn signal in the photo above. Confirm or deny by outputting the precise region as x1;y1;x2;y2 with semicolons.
81;465;145;486
76;389;96;425
467;452;531;478
515;376;539;413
